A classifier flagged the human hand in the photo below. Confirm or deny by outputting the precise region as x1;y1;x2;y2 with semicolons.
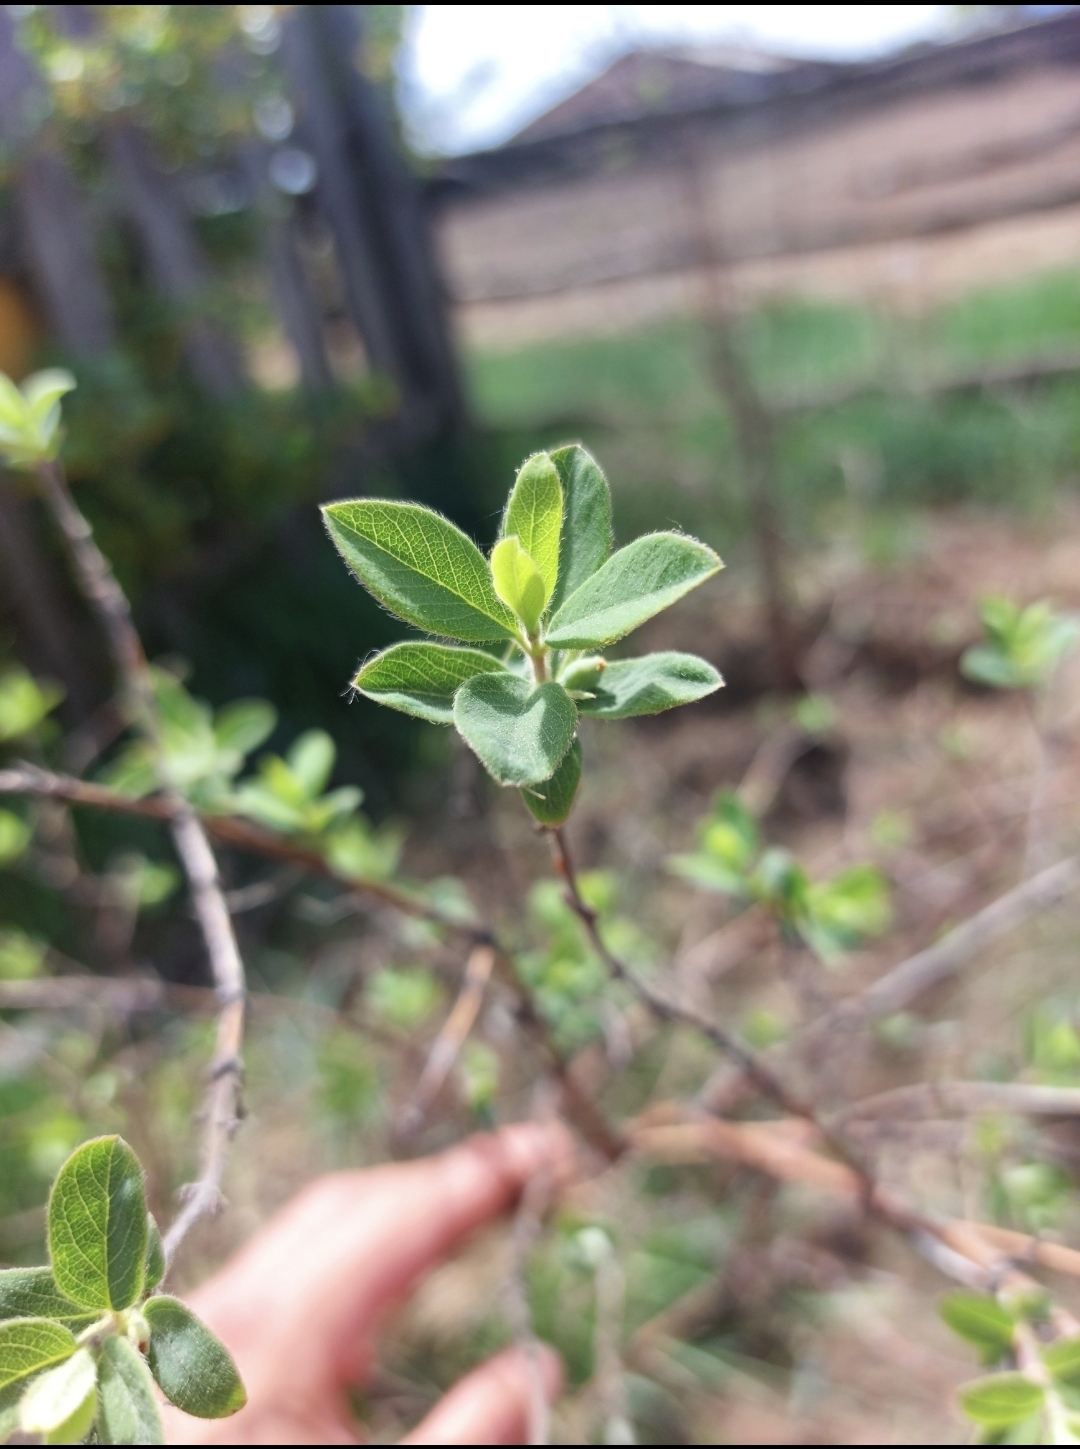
162;1122;574;1444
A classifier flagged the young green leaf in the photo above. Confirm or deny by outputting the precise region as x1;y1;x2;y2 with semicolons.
0;1268;99;1330
545;532;722;649
97;1335;164;1445
502;452;562;603
454;675;577;786
18;1345;96;1445
353;642;508;724
959;1373;1045;1426
548;444;612;614
143;1296;246;1418
47;1136;147;1312
522;738;582;825
0;1319;77;1409
211;699;277;759
143;1215;165;1294
576;652;722;718
286;730;336;798
490;536;547;634
1044;1337;1080;1385
939;1292;1016;1365
322;500;518;642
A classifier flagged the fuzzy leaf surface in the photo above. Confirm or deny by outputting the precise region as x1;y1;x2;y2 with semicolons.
323;501;517;642
98;1335;164;1445
502;453;562;602
576;652;722;718
548;445;611;614
545;533;722;648
354;642;507;724
491;537;546;634
454;675;577;786
18;1345;96;1444
0;1319;76;1409
0;1268;98;1329
48;1135;147;1311
522;738;582;824
144;1296;246;1418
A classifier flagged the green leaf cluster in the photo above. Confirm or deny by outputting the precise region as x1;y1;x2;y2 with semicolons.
0;1135;244;1443
669;792;892;963
0;369;76;469
961;597;1080;691
324;445;723;821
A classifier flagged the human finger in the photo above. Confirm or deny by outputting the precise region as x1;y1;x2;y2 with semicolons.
400;1345;563;1445
187;1122;576;1394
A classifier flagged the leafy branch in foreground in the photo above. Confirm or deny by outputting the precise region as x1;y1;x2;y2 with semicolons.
0;1136;244;1444
325;445;724;823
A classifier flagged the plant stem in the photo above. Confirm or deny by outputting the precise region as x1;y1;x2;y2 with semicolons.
33;459;246;1268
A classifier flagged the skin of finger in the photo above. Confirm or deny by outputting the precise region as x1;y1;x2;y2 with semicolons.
400;1345;564;1446
164;1123;575;1441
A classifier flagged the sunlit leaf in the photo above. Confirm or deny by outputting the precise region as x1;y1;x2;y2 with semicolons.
939;1292;1015;1365
0;1318;76;1410
143;1215;165;1294
353;641;507;724
211;699;276;759
545;533;722;649
144;1295;246;1418
502;452;562;603
17;1344;96;1445
491;536;547;634
959;1373;1045;1426
47;1136;147;1311
1044;1337;1080;1385
322;499;518;642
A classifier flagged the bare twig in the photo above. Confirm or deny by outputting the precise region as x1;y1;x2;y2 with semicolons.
33;458;247;1266
396;945;495;1136
500;1156;552;1445
826;853;1080;1023
835;1080;1080;1123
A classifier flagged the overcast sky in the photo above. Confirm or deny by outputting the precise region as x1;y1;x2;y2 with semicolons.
399;4;962;153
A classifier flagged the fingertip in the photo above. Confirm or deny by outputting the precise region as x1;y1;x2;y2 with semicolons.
400;1344;563;1445
464;1119;577;1195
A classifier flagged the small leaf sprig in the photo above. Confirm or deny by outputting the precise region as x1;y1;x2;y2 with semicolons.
0;1136;244;1444
323;446;724;824
961;597;1080;692
668;790;892;963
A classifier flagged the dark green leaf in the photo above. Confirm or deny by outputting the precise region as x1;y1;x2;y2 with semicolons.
97;1335;164;1445
47;1136;147;1311
0;1268;98;1330
522;739;582;825
322;500;518;642
502;453;562;603
545;533;722;649
454;675;577;786
939;1293;1016;1365
143;1216;164;1294
144;1295;246;1419
17;1345;96;1444
959;1373;1045;1426
548;445;611;614
1044;1337;1080;1385
576;652;722;718
0;1319;76;1410
354;641;508;724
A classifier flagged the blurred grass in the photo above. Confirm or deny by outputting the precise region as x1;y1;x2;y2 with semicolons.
466;267;1080;558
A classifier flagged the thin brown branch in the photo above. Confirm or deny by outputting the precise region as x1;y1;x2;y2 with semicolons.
826;852;1080;1024
0;763;488;936
500;1154;552;1446
835;1080;1080;1123
396;944;495;1136
33;458;247;1268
